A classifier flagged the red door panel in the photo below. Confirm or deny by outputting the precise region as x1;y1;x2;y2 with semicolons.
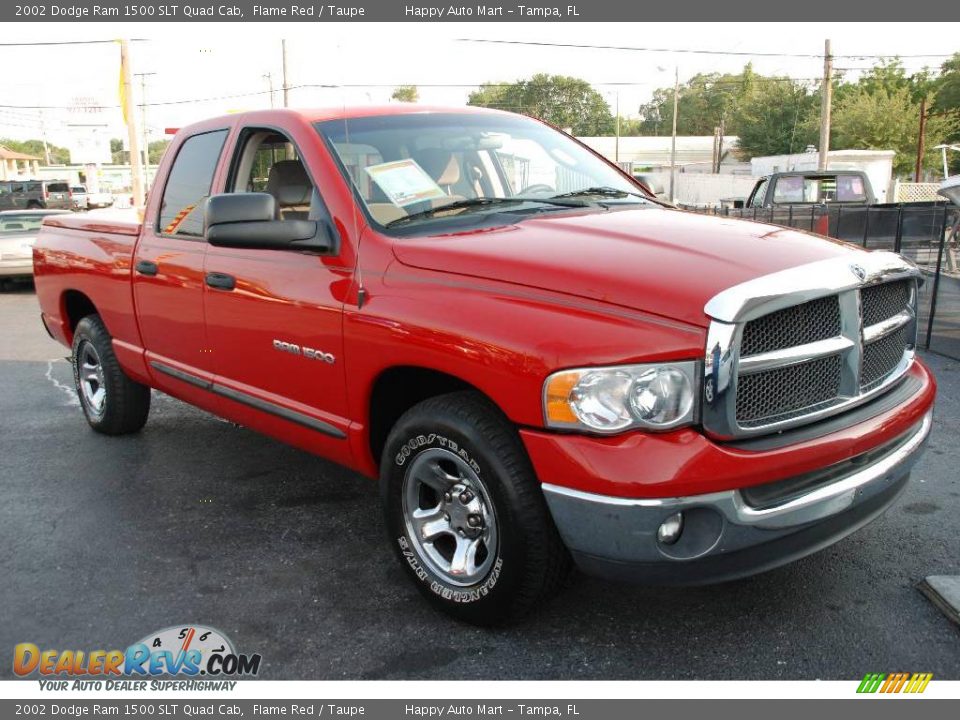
203;246;354;462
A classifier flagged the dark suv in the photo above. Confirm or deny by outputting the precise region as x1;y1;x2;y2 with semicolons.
0;180;72;211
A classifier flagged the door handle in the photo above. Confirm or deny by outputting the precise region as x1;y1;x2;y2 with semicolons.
205;272;236;291
135;260;158;276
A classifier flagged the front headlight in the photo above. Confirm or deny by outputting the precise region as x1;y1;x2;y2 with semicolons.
543;361;698;433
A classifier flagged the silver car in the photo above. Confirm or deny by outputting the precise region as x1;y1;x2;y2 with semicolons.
0;209;71;285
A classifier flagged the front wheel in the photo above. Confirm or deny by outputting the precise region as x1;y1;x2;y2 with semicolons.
381;392;570;625
72;315;151;435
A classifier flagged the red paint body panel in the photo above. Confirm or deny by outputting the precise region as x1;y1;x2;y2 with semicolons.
393;207;858;327
31;106;937;504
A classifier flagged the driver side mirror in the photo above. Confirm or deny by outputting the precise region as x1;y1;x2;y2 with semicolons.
204;192;336;253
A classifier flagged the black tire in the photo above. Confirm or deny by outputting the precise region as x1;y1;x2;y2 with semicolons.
381;391;571;625
71;314;150;435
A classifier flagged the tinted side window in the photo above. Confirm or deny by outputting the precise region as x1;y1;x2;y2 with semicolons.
158;130;228;237
46;182;69;193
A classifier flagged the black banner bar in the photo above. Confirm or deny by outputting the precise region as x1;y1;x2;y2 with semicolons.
3;0;960;22
1;699;959;720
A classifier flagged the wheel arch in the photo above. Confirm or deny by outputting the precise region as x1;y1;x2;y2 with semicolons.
60;289;99;344
367;365;504;471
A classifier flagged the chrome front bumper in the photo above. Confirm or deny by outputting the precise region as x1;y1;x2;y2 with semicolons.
542;411;932;584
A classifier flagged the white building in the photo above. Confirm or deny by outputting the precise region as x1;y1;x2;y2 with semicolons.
576;135;745;173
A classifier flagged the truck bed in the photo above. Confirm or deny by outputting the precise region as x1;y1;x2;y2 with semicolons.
33;208;145;371
43;207;142;237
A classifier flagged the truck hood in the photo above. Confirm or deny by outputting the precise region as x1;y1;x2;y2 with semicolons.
391;206;859;328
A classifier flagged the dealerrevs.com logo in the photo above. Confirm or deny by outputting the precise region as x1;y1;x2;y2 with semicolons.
14;625;261;690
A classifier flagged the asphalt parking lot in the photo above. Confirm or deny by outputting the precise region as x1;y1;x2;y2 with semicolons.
2;283;958;680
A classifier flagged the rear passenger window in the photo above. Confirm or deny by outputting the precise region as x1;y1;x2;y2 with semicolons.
158;130;227;237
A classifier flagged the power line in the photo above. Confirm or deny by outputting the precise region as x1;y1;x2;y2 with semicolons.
1;65;943;113
0;77;831;110
455;38;957;60
0;39;147;46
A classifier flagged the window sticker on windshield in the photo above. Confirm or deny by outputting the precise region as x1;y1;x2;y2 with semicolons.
365;159;448;207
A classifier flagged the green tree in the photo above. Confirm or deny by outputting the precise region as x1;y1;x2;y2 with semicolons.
638;66;758;136
830;60;959;177
617;117;646;136
933;53;960;113
148;140;170;165
110;138;126;165
0;138;70;165
391;85;419;103
468;74;615;136
734;80;820;158
932;52;960;174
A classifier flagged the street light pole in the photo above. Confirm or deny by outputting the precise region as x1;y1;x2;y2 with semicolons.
281;40;290;108
263;72;275;108
135;72;156;190
932;145;960;180
669;66;679;203
615;91;620;164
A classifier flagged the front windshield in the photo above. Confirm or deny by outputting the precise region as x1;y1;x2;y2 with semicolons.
315;112;649;230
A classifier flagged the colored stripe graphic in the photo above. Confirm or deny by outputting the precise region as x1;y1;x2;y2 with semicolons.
163;204;197;234
857;672;932;694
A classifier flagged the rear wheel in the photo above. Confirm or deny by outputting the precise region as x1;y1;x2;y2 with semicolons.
71;315;150;435
381;392;571;625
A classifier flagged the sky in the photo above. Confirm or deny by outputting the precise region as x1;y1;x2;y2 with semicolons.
1;22;958;152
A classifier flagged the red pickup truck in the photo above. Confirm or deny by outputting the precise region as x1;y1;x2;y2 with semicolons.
33;106;935;625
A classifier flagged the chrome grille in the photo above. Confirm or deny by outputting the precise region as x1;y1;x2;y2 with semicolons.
861;279;911;327
862;326;908;391
736;354;842;427
703;253;920;439
740;295;841;356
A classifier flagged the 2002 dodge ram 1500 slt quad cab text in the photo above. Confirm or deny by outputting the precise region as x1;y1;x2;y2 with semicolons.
33;106;936;625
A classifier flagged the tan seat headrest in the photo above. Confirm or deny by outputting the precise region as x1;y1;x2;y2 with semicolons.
414;149;461;188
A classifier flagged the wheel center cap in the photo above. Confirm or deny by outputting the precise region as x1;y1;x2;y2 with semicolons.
444;482;485;538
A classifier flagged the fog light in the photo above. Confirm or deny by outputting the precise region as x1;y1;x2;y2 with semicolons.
657;512;684;545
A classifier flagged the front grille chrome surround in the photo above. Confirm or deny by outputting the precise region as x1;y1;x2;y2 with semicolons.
703;252;921;440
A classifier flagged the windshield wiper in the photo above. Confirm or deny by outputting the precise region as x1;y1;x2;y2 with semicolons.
385;196;588;228
550;186;650;201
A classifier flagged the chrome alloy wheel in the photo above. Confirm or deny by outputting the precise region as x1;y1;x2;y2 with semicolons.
402;447;499;587
77;340;106;417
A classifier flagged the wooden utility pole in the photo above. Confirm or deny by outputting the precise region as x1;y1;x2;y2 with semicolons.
712;126;720;173
717;116;725;173
281;40;290;108
119;39;144;208
915;97;927;182
818;39;833;171
669;66;679;202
